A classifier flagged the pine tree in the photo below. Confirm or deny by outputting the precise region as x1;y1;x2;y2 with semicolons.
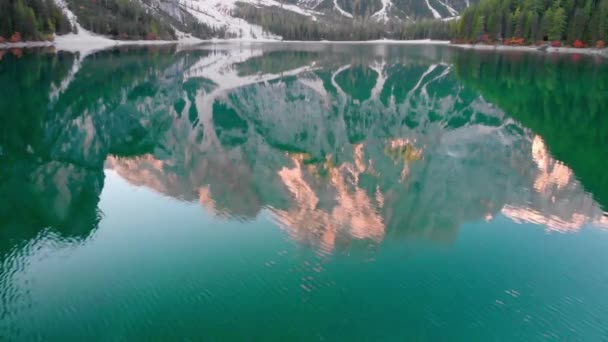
600;0;608;41
549;5;566;40
473;14;485;39
514;8;526;37
529;12;541;41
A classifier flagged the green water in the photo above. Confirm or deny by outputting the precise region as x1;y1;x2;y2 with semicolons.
1;44;608;340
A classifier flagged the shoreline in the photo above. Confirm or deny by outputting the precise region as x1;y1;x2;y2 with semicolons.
0;38;186;51
0;30;205;54
3;36;607;58
451;43;608;57
0;37;452;52
212;39;452;45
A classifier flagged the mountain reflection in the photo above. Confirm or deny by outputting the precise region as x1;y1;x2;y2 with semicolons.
1;45;607;255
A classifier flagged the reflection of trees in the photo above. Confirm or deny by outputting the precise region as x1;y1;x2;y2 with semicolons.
0;47;199;254
0;161;104;255
334;65;379;102
454;51;608;209
0;51;97;250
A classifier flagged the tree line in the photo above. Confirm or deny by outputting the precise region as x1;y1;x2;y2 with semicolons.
0;0;72;41
454;0;608;44
3;0;605;44
238;0;608;44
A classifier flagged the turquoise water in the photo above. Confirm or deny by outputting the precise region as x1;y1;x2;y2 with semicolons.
1;44;608;340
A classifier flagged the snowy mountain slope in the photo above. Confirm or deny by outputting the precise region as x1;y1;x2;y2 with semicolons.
160;0;323;39
52;0;473;41
177;0;471;38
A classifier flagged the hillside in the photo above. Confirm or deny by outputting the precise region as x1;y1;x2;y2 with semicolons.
7;0;605;45
0;0;471;42
180;0;469;39
0;0;72;41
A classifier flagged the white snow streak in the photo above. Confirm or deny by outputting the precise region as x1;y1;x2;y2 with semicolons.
184;49;318;129
369;61;387;100
179;0;277;40
53;0;119;54
333;0;353;18
424;0;442;19
371;0;393;21
330;64;352;97
49;55;82;102
408;64;438;96
436;0;458;16
420;65;450;98
299;77;331;105
297;0;324;9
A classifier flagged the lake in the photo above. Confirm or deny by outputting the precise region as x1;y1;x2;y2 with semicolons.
1;43;607;340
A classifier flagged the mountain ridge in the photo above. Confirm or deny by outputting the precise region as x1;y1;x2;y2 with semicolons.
0;0;468;41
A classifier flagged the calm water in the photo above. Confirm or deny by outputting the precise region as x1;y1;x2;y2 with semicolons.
1;44;608;340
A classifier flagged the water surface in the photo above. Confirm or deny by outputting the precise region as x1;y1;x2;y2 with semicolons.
1;44;608;340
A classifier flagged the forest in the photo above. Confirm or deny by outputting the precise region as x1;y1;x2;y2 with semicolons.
65;0;175;40
0;0;72;41
454;0;608;45
155;3;226;39
237;0;608;44
2;0;607;43
234;3;452;41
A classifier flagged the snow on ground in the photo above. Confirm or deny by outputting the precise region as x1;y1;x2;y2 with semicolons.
178;0;322;39
174;28;205;44
256;0;322;17
179;0;278;40
54;0;80;31
441;15;460;21
52;0;115;55
220;39;452;44
424;0;442;19
41;0;201;56
452;43;608;57
297;0;324;8
333;0;353;18
54;31;117;56
371;0;393;21
307;39;451;44
52;0;181;55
